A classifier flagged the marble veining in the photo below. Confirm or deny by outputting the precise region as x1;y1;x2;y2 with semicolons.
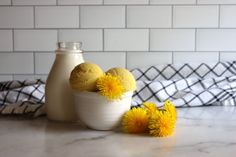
0;106;236;157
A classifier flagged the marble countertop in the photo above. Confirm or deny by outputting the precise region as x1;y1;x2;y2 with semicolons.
0;106;236;157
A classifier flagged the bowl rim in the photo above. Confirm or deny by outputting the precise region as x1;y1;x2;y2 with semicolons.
73;90;133;99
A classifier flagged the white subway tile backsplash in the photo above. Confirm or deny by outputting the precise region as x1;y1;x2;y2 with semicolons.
150;0;196;4
0;75;13;81
0;53;33;74
58;0;103;5
0;0;11;5
0;30;12;51
80;6;125;28
13;0;56;5
59;29;103;51
83;52;126;71
173;52;219;63
0;7;33;28
105;29;149;51
197;29;236;51
104;0;149;4
127;6;171;28
35;53;55;74
220;6;236;28
35;7;79;28
173;6;218;28
0;0;235;80
220;52;236;61
198;0;236;4
127;52;172;69
14;30;57;51
150;29;195;51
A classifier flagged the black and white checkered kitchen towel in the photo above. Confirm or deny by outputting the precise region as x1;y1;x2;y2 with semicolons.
0;79;45;117
131;61;236;107
1;61;236;117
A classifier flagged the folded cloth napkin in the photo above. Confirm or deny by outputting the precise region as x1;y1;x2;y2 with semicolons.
1;61;236;117
0;79;45;117
131;61;236;107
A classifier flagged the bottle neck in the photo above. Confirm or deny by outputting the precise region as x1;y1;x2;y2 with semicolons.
56;42;83;54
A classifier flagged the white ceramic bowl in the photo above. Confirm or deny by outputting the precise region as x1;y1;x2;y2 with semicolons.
74;91;133;130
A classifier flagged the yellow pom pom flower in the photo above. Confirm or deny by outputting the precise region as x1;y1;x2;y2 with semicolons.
163;100;177;123
149;110;175;137
142;102;158;115
96;74;125;100
122;108;149;134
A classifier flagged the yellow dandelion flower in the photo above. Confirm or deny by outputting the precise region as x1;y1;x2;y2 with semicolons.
122;108;149;134
142;102;158;115
96;74;125;100
163;100;177;123
149;110;175;137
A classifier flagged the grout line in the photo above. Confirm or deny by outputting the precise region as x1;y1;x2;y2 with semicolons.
56;0;58;5
12;29;14;51
171;5;174;28
9;27;236;30
125;51;128;68
125;5;127;28
148;29;151;51
33;6;36;28
33;52;36;74
102;29;105;51
195;29;197;51
218;4;221;28
78;5;81;28
219;51;221;61
172;51;174;64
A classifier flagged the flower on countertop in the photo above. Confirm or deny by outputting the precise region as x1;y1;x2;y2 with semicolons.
122;100;177;137
122;107;149;134
96;74;125;100
142;102;158;116
163;100;177;123
149;110;175;137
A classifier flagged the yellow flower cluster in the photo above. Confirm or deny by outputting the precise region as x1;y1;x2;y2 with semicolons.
96;74;125;100
122;100;177;137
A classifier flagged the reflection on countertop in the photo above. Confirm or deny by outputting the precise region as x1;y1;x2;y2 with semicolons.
0;106;236;157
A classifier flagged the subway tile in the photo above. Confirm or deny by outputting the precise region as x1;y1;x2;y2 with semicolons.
150;29;195;51
220;52;236;62
104;0;148;4
12;0;56;5
0;7;33;28
0;75;13;81
14;30;57;51
35;53;55;74
59;29;103;51
173;6;218;28
127;6;171;28
198;0;236;4
58;0;102;5
13;75;48;81
197;29;236;51
150;0;196;4
0;0;11;5
83;52;126;71
127;52;172;69
105;29;149;51
35;6;79;28
0;30;12;51
80;6;125;28
220;6;236;28
173;52;219;63
0;53;33;74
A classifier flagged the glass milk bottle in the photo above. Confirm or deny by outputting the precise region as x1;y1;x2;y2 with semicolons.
45;42;84;122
